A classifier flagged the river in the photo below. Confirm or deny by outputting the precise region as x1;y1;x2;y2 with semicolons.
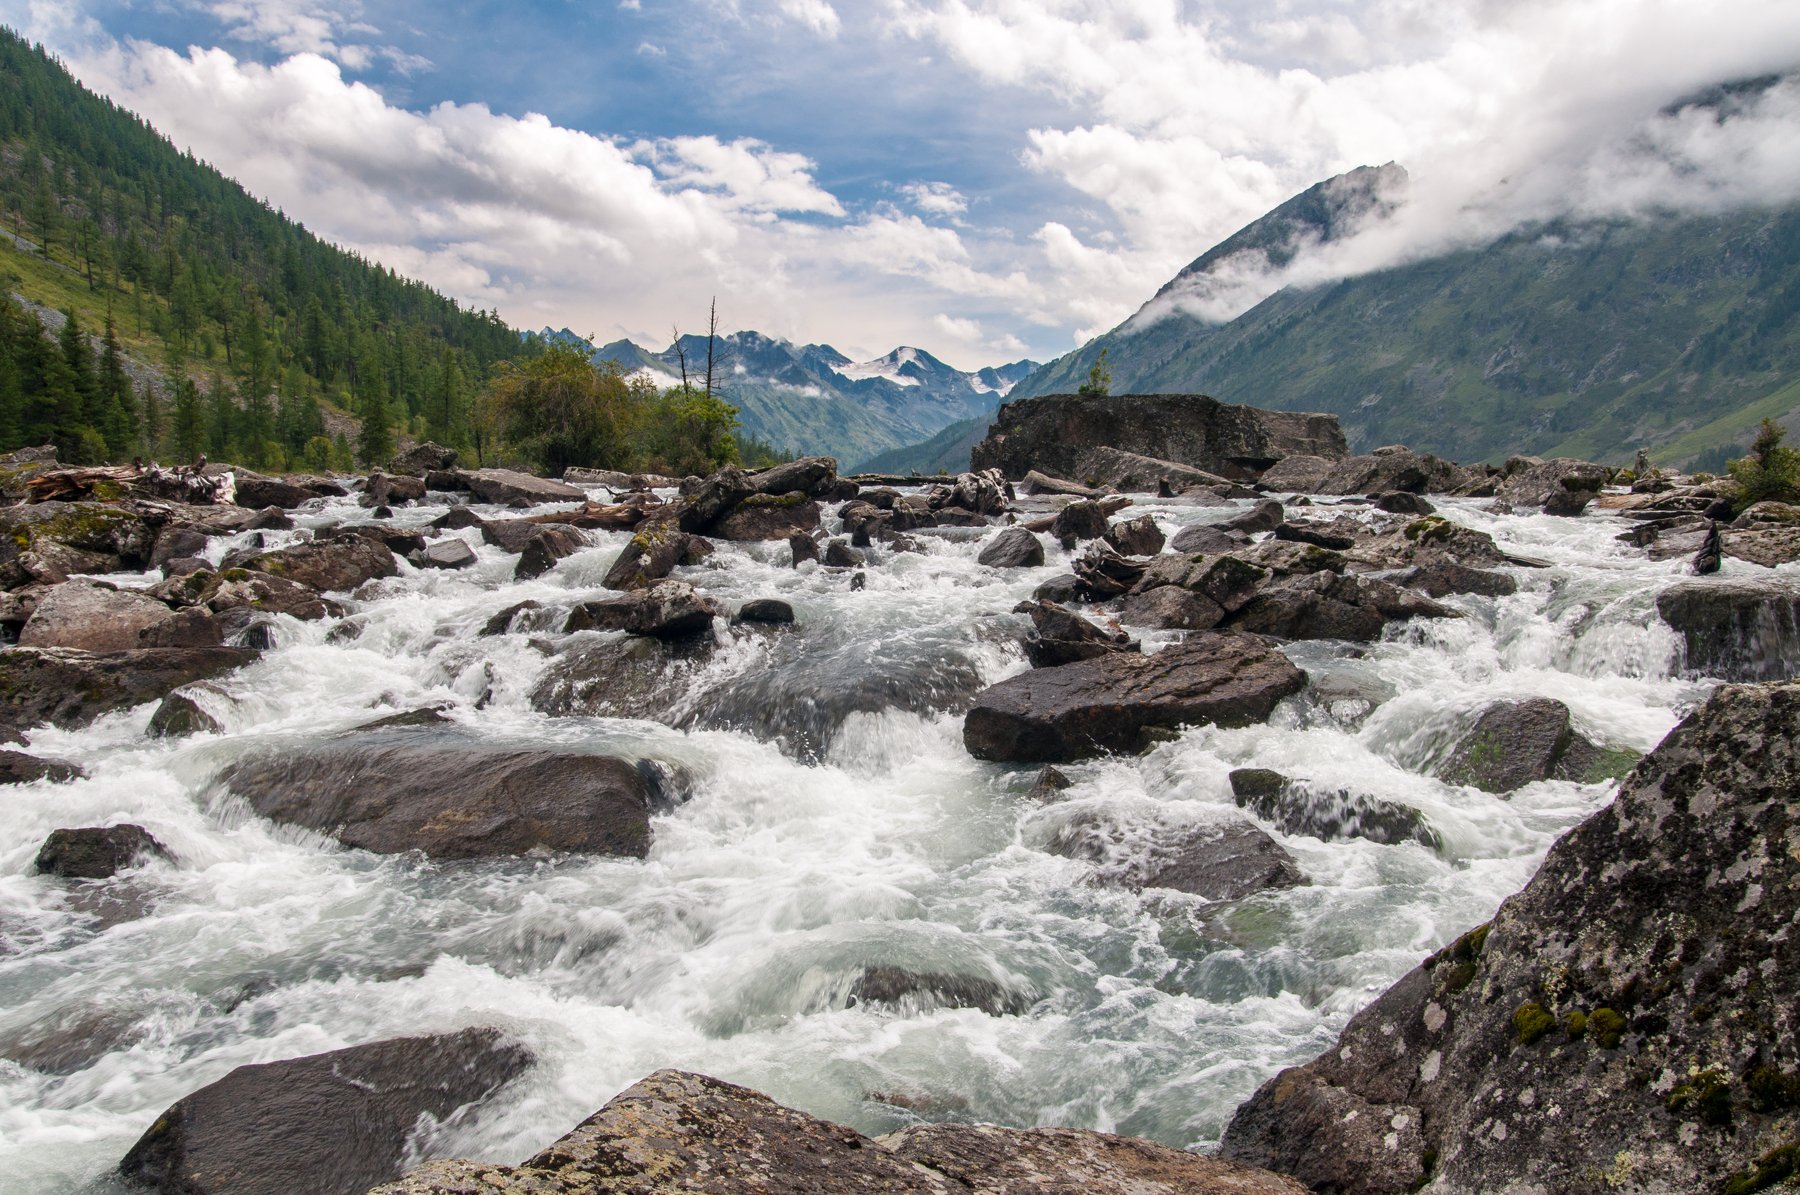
0;485;1716;1191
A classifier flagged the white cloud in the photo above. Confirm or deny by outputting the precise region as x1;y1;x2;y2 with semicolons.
635;135;846;216
778;0;840;38
899;181;968;217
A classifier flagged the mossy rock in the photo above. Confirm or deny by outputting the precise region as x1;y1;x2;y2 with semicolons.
1513;1001;1556;1046
1719;1143;1798;1195
1404;516;1454;544
1667;1068;1733;1126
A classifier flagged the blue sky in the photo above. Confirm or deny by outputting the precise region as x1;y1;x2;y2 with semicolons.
10;1;1800;368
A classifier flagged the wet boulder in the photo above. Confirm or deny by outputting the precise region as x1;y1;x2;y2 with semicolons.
1220;499;1286;535
964;632;1305;762
1492;456;1609;508
530;635;715;721
789;530;822;567
194;569;337;621
1025;765;1073;802
373;1069;1304;1195
148;685;232;738
1313;446;1470;496
603;518;702;591
150;526;210;570
1435;698;1628;792
747;455;839;498
677;465;757;533
1103;513;1165;557
1221;681;1800;1195
1228;572;1455;643
1021;600;1138;668
565;581;722;639
412;538;476;570
17;581;187;652
1349;515;1509;570
1229;770;1440;849
1049;811;1306;901
1392;562;1518;598
823;539;865;568
1657;577;1800;681
0;749;85;784
735;598;795;625
120;1028;531;1195
1256;454;1338;493
0;646;258;731
34;825;171;879
1115;584;1225;630
514;525;584;580
1373;491;1435;516
430;505;487;532
459;468;584;506
245;534;397;593
847;967;1034;1016
232;474;319;510
713;492;822;541
976;527;1043;569
1168;522;1248;555
1074;445;1235;492
1050;499;1110;543
221;738;661;859
361;471;427;508
0;501;158;588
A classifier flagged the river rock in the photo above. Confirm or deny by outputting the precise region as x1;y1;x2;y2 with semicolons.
1116;584;1225;630
971;393;1346;482
1023;469;1104;498
1050;499;1110;542
150;526;210;569
0;646;258;731
847;967;1034;1016
530;635;715;721
1391;562;1518;598
17;581;184;651
964;633;1305;762
1373;491;1435;515
414;538;477;570
789;530;821;567
336;523;427;557
712;492;822;540
119;1028;530;1195
431;506;487;532
1168;522;1248;555
34;825;171;879
1658;577;1800;680
459;468;584;506
1313;446;1470;496
1257;454;1338;492
1051;812;1307;900
388;441;458;475
363;471;428;508
1103;514;1165;557
1021;600;1138;668
1073;445;1235;491
1434;698;1624;792
748;455;839;497
246;534;396;592
602;518;701;591
0;749;85;783
1229;572;1455;643
233;474;319;509
823;539;864;567
372;1068;1303;1195
1493;455;1609;507
677;465;756;533
1221;680;1800;1195
1230;770;1440;848
1221;499;1286;535
735;598;795;625
192;568;337;621
977;527;1045;568
222;738;661;859
148;685;231;737
565;582;721;639
514;525;584;580
0;500;158;588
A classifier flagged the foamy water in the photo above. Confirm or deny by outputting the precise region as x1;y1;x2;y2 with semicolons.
0;486;1729;1191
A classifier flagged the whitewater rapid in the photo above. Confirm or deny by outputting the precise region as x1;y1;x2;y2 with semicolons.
0;486;1720;1192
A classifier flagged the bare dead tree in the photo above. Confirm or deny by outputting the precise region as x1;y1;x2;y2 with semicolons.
703;296;718;399
670;324;690;392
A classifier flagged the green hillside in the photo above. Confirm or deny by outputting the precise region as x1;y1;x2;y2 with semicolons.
851;411;991;475
1016;203;1800;467
0;28;529;468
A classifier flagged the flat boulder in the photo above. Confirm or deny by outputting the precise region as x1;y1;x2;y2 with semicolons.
0;646;257;731
221;737;661;859
1256;454;1338;493
1220;681;1800;1195
977;526;1045;568
1392;563;1517;598
1492;455;1609;507
1115;585;1225;630
530;635;716;721
565;581;722;639
34;825;171;879
17;581;186;651
964;632;1305;762
459;468;584;506
0;749;85;783
1021;599;1138;668
1168;523;1248;555
120;1028;530;1195
1074;445;1234;492
712;492;822;540
232;474;318;509
0;501;158;588
748;455;839;497
1657;577;1800;681
372;1069;1302;1195
1051;812;1307;900
1314;446;1469;496
246;534;396;592
413;538;477;570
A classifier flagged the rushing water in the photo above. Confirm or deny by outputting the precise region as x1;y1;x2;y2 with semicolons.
0;485;1729;1191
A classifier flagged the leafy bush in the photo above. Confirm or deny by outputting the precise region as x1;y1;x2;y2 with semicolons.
1727;419;1800;513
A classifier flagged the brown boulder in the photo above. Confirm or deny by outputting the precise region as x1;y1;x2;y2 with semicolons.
0;646;257;731
246;534;396;592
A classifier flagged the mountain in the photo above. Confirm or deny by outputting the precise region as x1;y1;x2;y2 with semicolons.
560;327;1036;466
1013;125;1800;467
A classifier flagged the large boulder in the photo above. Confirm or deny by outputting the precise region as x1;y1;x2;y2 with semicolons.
34;825;171;879
712;492;823;541
232;474;320;510
977;527;1045;568
1228;572;1456;643
1256;454;1339;493
1072;445;1233;491
1434;698;1630;792
1104;514;1165;557
564;581;722;639
530;635;716;721
372;1069;1303;1195
1313;446;1470;496
119;1029;530;1195
1050;812;1307;900
602;518;703;591
747;455;839;497
1657;577;1800;681
16;581;189;651
971;393;1346;482
245;534;397;593
1230;769;1441;849
0;646;257;731
0;749;85;783
514;525;585;580
964;632;1305;762
1492;456;1609;507
1220;681;1800;1195
1021;600;1138;668
459;468;585;506
387;441;459;475
0;501;158;588
220;737;662;859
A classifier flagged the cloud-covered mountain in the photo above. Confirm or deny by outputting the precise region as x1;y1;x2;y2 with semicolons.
549;329;1035;467
1012;78;1800;468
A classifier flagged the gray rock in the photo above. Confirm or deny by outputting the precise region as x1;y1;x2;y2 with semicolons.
1493;455;1609;506
1050;499;1110;542
713;494;822;541
1222;681;1800;1195
747;455;839;497
18;581;187;652
1392;563;1518;598
1257;454;1339;492
1230;771;1441;848
1025;765;1072;802
0;501;157;588
1314;446;1470;496
246;534;397;592
977;527;1045;568
1168;522;1248;555
362;471;427;508
1228;572;1456;643
430;505;487;531
120;1029;530;1195
1073;445;1236;492
847;967;1034;1016
0;749;85;783
1115;585;1225;630
963;632;1305;762
1657;577;1800;681
34;825;170;879
530;635;715;721
1021;600;1138;668
823;539;865;568
602;518;698;591
1221;499;1286;535
222;738;660;859
564;581;722;639
1103;514;1165;557
387;441;458;475
1050;813;1307;900
736;598;795;625
1434;698;1626;792
789;530;822;567
459;468;585;506
1022;470;1104;498
514;525;584;580
414;538;477;570
232;474;320;509
148;685;230;738
0;647;258;731
1373;491;1435;515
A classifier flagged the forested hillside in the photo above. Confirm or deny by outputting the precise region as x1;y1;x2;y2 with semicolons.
0;28;528;469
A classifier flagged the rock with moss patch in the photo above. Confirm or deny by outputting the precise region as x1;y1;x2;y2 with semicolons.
712;491;822;541
1435;698;1628;793
1221;681;1800;1195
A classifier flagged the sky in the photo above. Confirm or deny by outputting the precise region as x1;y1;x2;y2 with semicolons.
7;0;1800;369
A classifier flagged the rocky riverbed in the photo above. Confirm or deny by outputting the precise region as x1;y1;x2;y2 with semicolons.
0;433;1792;1193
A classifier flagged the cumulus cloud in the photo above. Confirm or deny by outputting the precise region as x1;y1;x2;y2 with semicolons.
778;0;840;38
899;181;968;217
635;135;846;217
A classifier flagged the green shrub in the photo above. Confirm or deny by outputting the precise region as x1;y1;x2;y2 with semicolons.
1727;420;1800;514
